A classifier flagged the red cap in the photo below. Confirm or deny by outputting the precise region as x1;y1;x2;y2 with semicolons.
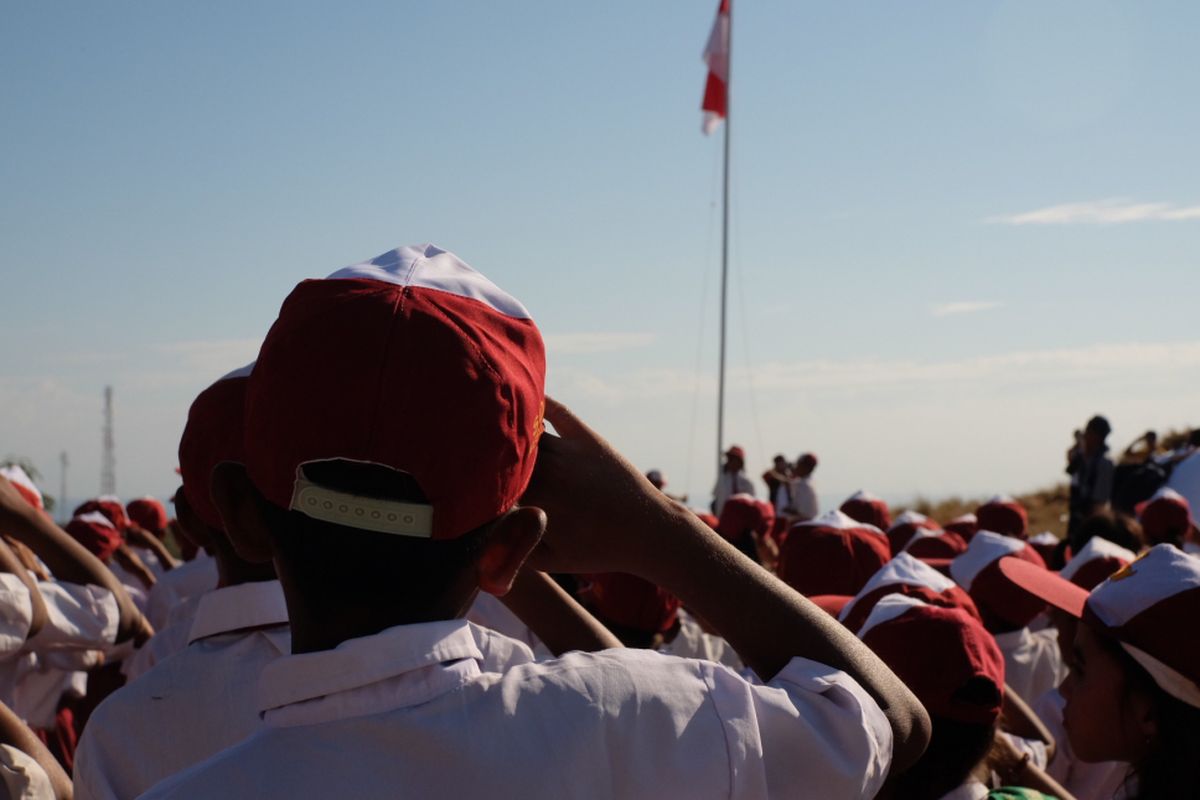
694;511;719;530
777;510;890;596
1000;545;1200;708
950;531;1047;632
0;466;43;510
66;511;123;563
1059;535;1136;591
583;572;680;634
840;490;892;531
943;513;980;543
904;529;968;561
1137;488;1199;546
839;552;982;633
886;510;941;555
858;596;1005;725
716;494;774;542
244;245;545;540
724;445;746;462
975;495;1028;540
74;497;129;532
178;364;253;530
809;594;852;618
126;497;169;534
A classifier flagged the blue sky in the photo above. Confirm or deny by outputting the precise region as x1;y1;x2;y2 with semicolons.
3;1;1198;514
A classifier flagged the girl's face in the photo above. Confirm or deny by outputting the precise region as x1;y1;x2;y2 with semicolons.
1060;624;1155;763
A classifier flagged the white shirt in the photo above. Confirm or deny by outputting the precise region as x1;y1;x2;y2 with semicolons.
712;473;755;516
465;591;549;659
787;477;819;520
74;580;290;800
939;781;989;800
992;627;1064;705
658;609;744;671
0;744;54;800
140;620;892;800
120;595;201;684
1034;688;1128;800
145;555;217;632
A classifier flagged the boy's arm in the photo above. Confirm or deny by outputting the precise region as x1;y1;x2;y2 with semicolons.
0;476;151;645
498;570;622;655
0;537;46;639
521;398;931;774
0;700;72;800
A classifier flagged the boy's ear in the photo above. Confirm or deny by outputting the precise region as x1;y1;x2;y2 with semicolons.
172;489;217;554
477;507;546;597
209;462;275;564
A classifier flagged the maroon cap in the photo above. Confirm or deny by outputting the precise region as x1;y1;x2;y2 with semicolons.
951;531;1047;632
583;572;680;634
1059;535;1136;591
778;510;890;597
244;245;545;540
840;490;892;531
976;495;1029;540
724;445;746;461
74;497;129;532
886;510;941;556
1137;488;1199;546
943;513;980;543
839;552;982;634
0;466;42;511
809;595;852;618
904;529;968;561
694;510;720;530
716;494;774;542
126;497;169;534
859;596;1005;725
178;365;252;531
66;512;123;563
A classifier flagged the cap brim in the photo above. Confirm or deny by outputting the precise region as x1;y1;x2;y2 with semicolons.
997;556;1088;618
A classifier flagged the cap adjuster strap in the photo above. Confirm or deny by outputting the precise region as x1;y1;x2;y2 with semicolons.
289;477;434;538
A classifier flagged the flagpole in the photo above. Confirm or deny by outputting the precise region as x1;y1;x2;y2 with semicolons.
717;1;732;477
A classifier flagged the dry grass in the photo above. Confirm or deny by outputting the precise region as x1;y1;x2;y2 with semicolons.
902;484;1072;539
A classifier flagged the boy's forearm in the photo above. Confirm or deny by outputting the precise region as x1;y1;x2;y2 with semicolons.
499;570;622;655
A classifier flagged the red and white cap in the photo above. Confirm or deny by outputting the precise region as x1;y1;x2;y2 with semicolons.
857;595;1005;725
840;490;892;531
126;497;169;534
582;572;680;635
943;512;980;543
777;509;890;597
976;495;1028;540
1137;487;1199;547
0;465;43;510
716;493;774;541
903;528;968;561
1000;544;1200;708
839;551;981;633
1027;531;1060;564
886;510;941;555
74;496;130;532
1059;535;1136;591
65;511;123;563
178;363;254;530
245;245;545;540
950;530;1047;632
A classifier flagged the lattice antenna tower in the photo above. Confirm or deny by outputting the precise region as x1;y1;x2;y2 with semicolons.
100;386;116;496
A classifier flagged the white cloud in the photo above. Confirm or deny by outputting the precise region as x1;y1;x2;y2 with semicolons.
931;301;1002;317
987;198;1200;225
543;332;655;355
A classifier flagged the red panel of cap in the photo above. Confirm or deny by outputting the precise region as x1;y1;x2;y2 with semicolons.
968;553;1048;632
245;275;545;540
840;492;891;531
995;556;1088;619
943;514;980;543
73;499;129;532
976;498;1029;540
1140;492;1195;546
584;572;680;634
126;497;168;533
778;523;891;597
887;518;940;556
179;371;250;531
809;595;852;618
716;494;774;541
66;514;122;563
861;604;1005;725
905;531;968;561
842;582;981;634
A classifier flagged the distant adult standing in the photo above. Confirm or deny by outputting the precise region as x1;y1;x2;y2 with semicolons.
711;446;754;516
786;453;820;521
1067;415;1115;537
762;455;793;513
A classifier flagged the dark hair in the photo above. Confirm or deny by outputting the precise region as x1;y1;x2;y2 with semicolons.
1097;633;1200;799
888;712;996;800
261;460;489;625
1068;508;1144;554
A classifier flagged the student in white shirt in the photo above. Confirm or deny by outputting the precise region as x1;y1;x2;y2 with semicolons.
141;244;929;800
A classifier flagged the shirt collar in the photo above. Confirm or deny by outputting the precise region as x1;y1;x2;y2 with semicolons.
257;619;483;716
187;580;289;645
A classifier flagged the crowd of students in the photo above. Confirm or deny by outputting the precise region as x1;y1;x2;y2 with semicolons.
0;243;1198;798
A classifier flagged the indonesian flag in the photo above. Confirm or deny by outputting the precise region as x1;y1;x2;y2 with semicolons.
701;0;730;135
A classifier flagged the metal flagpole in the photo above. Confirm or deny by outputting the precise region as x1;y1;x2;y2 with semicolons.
717;1;732;478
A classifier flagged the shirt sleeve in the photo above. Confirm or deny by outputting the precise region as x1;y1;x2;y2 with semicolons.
0;744;54;800
27;581;119;653
0;575;33;659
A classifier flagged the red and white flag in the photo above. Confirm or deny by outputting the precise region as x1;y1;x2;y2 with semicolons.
701;0;730;135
